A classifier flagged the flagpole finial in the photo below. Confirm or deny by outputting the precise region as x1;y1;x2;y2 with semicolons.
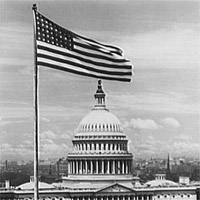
32;4;37;11
98;79;102;86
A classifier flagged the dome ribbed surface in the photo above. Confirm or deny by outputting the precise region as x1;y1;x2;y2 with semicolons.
76;109;124;135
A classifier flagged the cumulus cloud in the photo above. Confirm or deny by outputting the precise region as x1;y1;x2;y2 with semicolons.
39;138;70;159
161;117;180;128
124;118;160;130
128;133;200;158
0;142;33;160
41;131;57;140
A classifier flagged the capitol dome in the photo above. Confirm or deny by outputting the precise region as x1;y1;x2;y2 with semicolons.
64;80;134;188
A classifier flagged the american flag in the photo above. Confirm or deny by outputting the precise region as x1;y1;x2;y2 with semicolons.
33;10;133;82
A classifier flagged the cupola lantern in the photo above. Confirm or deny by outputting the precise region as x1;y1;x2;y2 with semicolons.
94;80;106;109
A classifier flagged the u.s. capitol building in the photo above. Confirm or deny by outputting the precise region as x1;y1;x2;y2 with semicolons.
1;81;199;200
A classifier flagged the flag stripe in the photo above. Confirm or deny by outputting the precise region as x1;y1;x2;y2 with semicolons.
37;42;132;69
38;58;131;78
37;53;132;76
37;61;131;82
73;37;126;60
37;49;131;73
73;33;122;53
75;39;121;55
73;48;127;63
73;39;121;56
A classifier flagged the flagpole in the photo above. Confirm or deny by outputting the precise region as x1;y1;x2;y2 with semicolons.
32;4;39;200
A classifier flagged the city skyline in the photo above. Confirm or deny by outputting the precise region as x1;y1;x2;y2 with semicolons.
0;0;199;161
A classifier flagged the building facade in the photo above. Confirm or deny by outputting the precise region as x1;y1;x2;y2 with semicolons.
0;81;199;200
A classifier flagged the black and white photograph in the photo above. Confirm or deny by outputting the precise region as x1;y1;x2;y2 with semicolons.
0;0;199;199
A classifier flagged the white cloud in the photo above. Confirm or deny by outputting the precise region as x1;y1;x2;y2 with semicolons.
128;133;200;158
161;117;180;128
124;118;159;130
41;131;57;140
39;139;70;159
0;142;33;160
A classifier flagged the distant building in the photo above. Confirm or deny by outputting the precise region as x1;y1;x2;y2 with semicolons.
179;176;190;185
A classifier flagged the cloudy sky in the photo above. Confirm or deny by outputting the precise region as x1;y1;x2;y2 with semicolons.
0;0;199;161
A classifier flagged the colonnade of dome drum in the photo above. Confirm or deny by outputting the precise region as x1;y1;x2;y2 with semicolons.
67;158;132;175
72;135;128;154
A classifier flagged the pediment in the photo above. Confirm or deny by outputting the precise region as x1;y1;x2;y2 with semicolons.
97;183;133;193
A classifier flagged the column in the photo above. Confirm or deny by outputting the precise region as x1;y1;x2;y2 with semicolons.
107;160;110;174
73;161;75;174
118;160;120;174
115;143;117;151
80;160;82;174
126;160;128;174
97;143;99;151
85;160;88;174
76;160;78;174
71;161;73;174
74;160;76;174
83;161;85;174
101;143;104;152
96;160;99;174
70;161;73;174
91;160;93;174
102;160;104;174
113;160;115;174
122;160;125;174
68;161;70;174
